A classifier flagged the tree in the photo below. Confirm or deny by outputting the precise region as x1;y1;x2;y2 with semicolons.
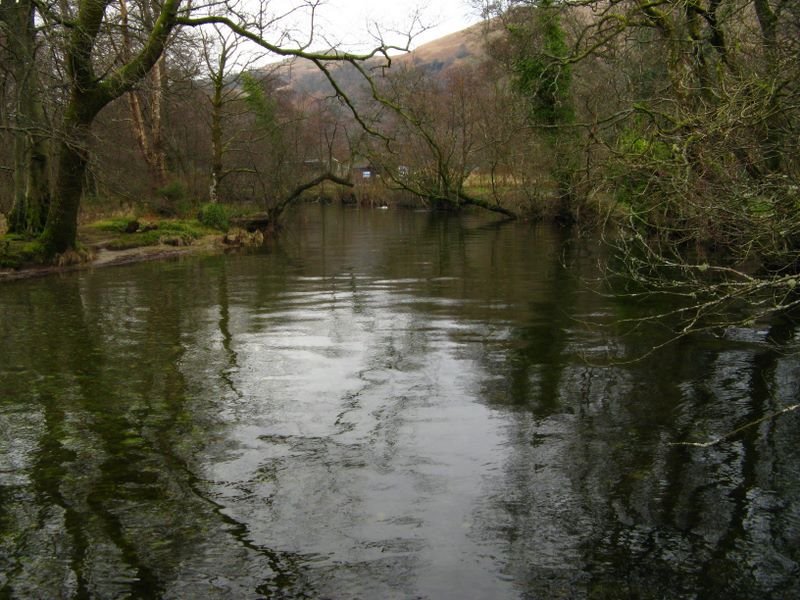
483;0;579;219
471;0;799;329
364;62;518;218
1;0;51;235
602;0;797;326
224;71;352;225
198;24;266;205
39;0;182;256
119;0;171;191
468;62;534;211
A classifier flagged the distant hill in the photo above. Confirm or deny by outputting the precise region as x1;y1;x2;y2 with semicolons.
393;20;487;72
269;20;488;97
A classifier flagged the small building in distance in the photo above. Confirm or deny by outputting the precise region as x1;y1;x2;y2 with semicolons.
351;162;378;184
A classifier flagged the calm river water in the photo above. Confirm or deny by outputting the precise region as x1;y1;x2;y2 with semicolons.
1;206;799;599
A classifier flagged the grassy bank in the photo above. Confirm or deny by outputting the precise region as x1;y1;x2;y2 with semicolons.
1;215;225;274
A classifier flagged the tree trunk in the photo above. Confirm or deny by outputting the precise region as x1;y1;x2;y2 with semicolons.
128;57;169;189
753;0;783;173
25;131;50;233
4;0;51;235
9;128;28;232
121;0;170;193
40;120;92;256
128;57;167;191
209;84;224;203
208;47;227;204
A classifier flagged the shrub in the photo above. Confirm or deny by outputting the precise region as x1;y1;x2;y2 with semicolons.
158;181;188;203
198;203;230;231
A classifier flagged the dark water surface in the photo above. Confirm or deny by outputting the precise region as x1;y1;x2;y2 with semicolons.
1;206;799;599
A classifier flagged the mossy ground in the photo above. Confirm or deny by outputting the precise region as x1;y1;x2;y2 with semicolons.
1;217;222;272
0;236;47;269
87;218;217;250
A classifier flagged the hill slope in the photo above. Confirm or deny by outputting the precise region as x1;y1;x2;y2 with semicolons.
271;20;488;96
394;21;486;71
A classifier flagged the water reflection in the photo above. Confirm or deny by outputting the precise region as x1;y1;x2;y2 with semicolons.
1;205;798;598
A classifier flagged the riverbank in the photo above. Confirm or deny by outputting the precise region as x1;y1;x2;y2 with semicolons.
0;217;234;283
0;238;225;283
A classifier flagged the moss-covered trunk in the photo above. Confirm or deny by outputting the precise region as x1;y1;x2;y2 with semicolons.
3;0;51;236
40;119;92;255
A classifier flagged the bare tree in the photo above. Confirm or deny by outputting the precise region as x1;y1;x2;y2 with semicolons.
28;0;413;256
364;62;518;218
198;24;265;204
118;0;171;189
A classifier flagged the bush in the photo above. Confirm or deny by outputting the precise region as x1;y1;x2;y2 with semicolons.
198;203;230;231
158;181;188;203
154;181;193;216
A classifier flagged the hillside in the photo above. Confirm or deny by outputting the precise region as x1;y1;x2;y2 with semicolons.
271;20;488;97
394;20;486;71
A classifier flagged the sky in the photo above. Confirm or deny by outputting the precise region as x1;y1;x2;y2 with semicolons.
268;0;483;54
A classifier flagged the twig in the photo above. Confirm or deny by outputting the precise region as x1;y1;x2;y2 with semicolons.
671;403;800;448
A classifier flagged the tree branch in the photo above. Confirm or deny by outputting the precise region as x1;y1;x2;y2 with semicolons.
272;172;353;215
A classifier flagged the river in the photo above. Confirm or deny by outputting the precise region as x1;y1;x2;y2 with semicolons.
1;205;798;598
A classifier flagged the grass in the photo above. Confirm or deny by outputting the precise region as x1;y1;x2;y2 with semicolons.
104;230;167;250
0;237;47;269
87;218;217;250
88;217;136;233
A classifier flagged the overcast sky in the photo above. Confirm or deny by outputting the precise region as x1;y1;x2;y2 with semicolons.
269;0;482;53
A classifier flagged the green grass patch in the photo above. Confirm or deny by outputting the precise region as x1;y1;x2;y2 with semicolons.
104;230;164;250
2;232;29;242
0;237;46;269
88;218;137;233
156;220;211;237
746;198;774;217
97;219;216;251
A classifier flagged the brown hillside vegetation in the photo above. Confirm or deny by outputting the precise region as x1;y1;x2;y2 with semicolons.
272;21;488;96
393;21;486;71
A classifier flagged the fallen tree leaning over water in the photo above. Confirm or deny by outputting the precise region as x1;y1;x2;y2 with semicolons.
231;172;354;232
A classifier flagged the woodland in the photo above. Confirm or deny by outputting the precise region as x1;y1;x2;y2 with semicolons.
0;0;798;329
